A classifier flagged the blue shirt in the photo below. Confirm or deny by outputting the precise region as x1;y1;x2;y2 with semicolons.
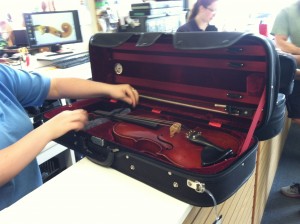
0;64;50;210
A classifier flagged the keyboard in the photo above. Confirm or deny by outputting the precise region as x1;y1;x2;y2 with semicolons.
51;52;90;69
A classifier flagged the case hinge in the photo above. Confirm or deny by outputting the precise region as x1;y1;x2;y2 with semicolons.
187;179;205;193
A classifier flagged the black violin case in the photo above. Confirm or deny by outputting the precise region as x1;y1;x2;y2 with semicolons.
44;32;285;207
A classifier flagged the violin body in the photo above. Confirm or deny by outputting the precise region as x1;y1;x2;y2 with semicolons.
87;108;241;169
112;122;204;169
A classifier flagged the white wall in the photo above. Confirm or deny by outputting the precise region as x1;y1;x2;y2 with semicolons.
2;0;299;37
212;0;298;34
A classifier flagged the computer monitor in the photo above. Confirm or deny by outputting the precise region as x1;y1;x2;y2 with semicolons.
23;10;83;53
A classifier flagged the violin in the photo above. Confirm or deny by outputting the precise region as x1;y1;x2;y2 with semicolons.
34;23;72;38
92;110;239;168
113;122;205;168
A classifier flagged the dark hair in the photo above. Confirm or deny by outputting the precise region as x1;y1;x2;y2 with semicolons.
188;0;217;21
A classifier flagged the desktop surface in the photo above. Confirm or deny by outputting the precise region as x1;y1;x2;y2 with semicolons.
0;158;192;224
34;62;92;80
33;51;90;69
35;50;87;61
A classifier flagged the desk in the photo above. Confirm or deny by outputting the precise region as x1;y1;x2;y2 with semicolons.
0;158;192;224
33;61;92;80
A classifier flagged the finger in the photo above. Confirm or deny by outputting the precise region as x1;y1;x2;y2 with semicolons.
128;86;139;107
132;87;139;106
70;109;88;119
124;88;135;107
70;109;89;129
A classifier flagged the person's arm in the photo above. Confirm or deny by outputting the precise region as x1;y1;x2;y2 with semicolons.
47;78;139;107
274;35;300;79
274;35;300;55
0;109;88;186
0;78;139;187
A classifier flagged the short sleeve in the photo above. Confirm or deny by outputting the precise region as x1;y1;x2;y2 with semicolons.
0;64;51;107
271;9;289;36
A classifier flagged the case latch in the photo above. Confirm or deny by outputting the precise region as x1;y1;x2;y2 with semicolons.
187;179;223;224
187;179;205;193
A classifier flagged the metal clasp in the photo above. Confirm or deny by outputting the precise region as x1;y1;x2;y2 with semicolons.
187;179;205;193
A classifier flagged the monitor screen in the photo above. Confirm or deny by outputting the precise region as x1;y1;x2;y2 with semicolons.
23;10;83;51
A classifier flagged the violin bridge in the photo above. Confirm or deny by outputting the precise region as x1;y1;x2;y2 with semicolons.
170;122;182;137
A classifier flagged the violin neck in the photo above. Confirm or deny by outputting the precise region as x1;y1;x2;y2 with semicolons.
93;110;160;129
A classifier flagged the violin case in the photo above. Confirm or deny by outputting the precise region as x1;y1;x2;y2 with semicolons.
44;32;289;207
254;51;296;140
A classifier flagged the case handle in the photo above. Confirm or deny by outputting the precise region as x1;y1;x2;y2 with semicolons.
79;135;117;167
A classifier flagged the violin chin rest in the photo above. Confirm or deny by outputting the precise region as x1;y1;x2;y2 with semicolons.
201;147;235;167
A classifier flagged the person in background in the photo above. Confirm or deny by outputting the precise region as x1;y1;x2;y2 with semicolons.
271;0;300;199
177;0;218;32
271;0;300;71
0;63;139;210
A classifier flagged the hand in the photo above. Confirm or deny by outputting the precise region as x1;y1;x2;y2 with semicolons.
108;84;139;107
42;109;89;140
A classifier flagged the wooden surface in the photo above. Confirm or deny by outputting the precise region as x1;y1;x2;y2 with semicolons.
183;171;255;224
252;118;291;224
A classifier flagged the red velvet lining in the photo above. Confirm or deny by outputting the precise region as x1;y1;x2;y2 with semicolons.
115;42;267;57
44;99;254;174
48;35;270;174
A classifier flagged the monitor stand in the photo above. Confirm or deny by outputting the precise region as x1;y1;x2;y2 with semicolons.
35;44;74;61
51;44;62;52
46;44;73;57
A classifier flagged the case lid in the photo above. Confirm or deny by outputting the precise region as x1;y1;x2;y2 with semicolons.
89;32;279;154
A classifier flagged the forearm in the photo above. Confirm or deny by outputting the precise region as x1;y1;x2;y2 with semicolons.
0;125;52;186
47;78;112;99
47;78;138;107
275;37;300;55
281;43;300;55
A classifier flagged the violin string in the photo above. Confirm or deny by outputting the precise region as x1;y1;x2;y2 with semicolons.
117;114;174;125
116;115;192;132
93;110;190;130
94;110;174;125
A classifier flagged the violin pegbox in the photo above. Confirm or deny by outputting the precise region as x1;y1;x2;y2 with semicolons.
186;130;202;142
